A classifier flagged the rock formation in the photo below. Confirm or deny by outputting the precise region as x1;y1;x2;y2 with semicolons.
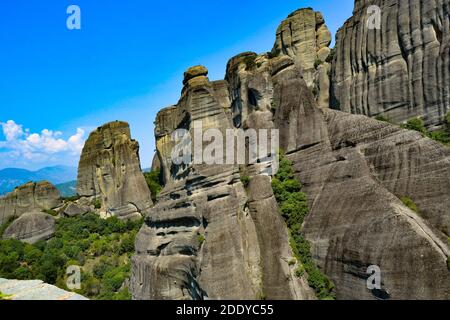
62;203;90;218
331;0;450;129
132;5;450;300
130;66;315;300
0;181;62;225
272;74;450;300
76;121;153;220
272;8;332;108
2;212;55;244
0;278;87;300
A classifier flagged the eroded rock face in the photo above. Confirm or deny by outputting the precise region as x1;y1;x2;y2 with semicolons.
3;212;55;244
225;37;449;299
272;8;332;108
130;66;315;300
0;181;61;225
272;73;450;300
62;203;90;217
132;6;449;300
77;121;152;220
331;0;450;129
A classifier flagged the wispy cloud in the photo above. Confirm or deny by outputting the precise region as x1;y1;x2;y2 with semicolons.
0;120;86;169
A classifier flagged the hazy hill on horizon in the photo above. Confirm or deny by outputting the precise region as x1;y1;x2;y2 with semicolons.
0;165;77;195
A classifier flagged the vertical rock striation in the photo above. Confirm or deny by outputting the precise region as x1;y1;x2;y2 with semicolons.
0;181;61;225
77;121;152;220
272;8;332;108
226;36;450;299
131;6;450;300
130;66;315;300
331;0;450;129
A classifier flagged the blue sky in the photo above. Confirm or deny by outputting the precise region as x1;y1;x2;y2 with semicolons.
0;0;354;170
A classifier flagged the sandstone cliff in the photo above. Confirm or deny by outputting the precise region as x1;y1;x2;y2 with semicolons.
272;8;332;108
0;181;61;225
77;121;153;220
130;66;315;300
131;5;450;300
331;0;450;129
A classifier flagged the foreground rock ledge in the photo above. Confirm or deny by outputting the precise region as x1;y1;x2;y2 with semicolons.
0;278;88;300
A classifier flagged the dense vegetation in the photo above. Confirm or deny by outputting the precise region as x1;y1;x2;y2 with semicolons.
272;153;335;300
376;112;450;146
143;170;163;202
0;213;143;300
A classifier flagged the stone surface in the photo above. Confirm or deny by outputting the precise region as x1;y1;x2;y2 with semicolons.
151;153;161;172
0;278;88;300
331;0;450;129
183;65;208;85
0;181;62;225
126;5;450;301
3;212;55;244
226;37;449;299
272;8;332;108
130;65;315;300
62;203;90;217
76;121;153;220
272;72;450;299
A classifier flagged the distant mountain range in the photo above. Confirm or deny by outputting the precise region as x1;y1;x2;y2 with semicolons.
55;180;77;197
0;166;78;196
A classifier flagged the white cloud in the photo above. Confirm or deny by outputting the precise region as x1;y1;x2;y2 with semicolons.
1;120;24;141
0;120;87;168
67;128;86;154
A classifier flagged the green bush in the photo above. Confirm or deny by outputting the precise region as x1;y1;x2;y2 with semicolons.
243;55;257;71
294;265;305;277
400;114;450;147
430;130;450;146
400;196;419;214
272;152;335;300
143;170;163;201
119;231;137;255
401;117;428;135
93;199;102;209
0;213;143;300
197;234;206;246
240;175;251;188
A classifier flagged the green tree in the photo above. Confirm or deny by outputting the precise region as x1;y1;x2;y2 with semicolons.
144;170;163;201
401;117;427;135
272;152;335;300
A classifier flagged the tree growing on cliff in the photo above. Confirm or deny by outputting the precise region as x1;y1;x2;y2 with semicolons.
272;152;335;300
